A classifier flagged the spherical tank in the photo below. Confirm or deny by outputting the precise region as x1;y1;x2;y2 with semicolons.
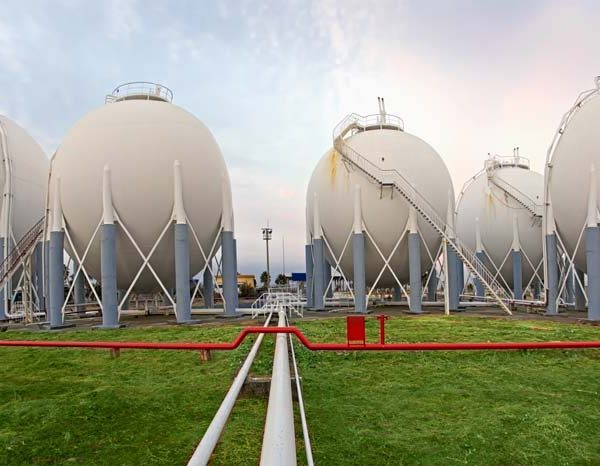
49;83;230;291
0;115;48;240
456;157;543;288
306;114;453;287
549;81;600;271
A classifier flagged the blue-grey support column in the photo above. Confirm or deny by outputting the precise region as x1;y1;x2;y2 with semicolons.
233;238;239;309
312;238;325;310
575;270;586;311
393;285;402;302
312;193;325;311
353;233;366;313
221;231;238;316
565;267;575;305
220;170;239;317
49;230;65;327
43;239;49;312
305;244;314;308
34;242;44;311
446;199;460;310
457;258;464;297
99;166;119;328
586;164;600;320
545;233;558;315
512;251;523;300
447;248;460;310
174;223;191;323
325;262;333;299
100;223;119;327
203;264;214;308
0;239;6;321
408;231;422;313
533;279;541;301
586;226;600;320
73;264;85;314
511;215;523;301
427;268;437;301
474;251;486;298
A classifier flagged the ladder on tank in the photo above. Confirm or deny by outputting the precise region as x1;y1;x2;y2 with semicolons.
0;217;45;293
333;116;513;314
488;174;543;222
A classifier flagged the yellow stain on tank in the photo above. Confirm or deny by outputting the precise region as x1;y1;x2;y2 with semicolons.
326;148;340;187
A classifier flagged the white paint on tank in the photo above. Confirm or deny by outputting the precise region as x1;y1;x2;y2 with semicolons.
306;127;453;286
49;94;230;292
549;91;600;271
0;115;48;240
456;163;543;287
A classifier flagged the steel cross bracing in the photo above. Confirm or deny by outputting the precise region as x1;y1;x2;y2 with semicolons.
333;115;512;314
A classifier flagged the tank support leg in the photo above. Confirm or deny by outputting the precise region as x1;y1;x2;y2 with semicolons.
427;268;437;302
221;230;239;317
512;250;523;301
353;232;366;313
408;232;422;313
100;223;119;327
325;262;333;298
474;251;486;299
49;231;65;327
73;263;85;315
312;238;325;310
586;226;600;320
457;258;464;298
565;266;575;306
575;269;586;311
117;290;129;310
305;244;314;309
175;223;192;323
533;279;541;301
545;233;559;315
34;242;44;312
233;239;239;310
447;248;460;311
0;239;6;321
392;285;402;302
203;262;214;308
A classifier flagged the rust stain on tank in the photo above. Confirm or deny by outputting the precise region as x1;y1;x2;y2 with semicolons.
326;148;340;187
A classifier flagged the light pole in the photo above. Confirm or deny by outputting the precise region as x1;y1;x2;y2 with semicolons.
262;223;272;287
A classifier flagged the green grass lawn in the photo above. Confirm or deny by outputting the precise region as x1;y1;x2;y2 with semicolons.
0;316;599;465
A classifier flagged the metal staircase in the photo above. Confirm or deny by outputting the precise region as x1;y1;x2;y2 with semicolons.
333;114;512;314
484;154;543;222
0;217;45;292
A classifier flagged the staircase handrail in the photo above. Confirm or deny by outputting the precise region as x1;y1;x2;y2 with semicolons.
0;217;45;289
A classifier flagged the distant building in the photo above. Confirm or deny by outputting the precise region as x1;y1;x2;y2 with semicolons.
215;273;256;292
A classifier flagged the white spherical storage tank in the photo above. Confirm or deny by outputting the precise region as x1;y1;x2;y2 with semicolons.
0;115;48;241
548;79;600;271
456;154;543;289
306;110;453;287
48;83;230;292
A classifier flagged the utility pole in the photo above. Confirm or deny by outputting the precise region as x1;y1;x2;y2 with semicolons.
282;236;286;278
262;222;272;287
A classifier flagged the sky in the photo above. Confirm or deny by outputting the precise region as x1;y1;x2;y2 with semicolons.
1;0;600;279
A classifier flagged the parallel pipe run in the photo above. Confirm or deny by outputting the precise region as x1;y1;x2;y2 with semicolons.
260;312;297;466
187;312;274;466
1;329;600;352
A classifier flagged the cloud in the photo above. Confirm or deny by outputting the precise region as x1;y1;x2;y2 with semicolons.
106;0;142;40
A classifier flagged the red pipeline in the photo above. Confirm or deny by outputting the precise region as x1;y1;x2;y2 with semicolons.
0;327;599;351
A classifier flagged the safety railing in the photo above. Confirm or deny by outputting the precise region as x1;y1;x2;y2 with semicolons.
105;82;173;103
489;174;543;219
333;113;404;140
0;217;44;291
251;292;304;319
333;117;512;313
